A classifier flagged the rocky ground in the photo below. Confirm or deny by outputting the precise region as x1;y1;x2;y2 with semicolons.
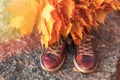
0;11;120;80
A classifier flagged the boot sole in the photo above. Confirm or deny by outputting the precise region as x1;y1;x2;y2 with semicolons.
73;55;98;73
40;54;65;72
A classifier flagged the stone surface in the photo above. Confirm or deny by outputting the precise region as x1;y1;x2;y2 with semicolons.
0;2;120;80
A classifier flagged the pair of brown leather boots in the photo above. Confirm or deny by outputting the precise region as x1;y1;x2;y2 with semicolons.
40;34;98;73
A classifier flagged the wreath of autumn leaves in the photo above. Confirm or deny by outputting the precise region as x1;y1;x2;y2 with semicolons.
7;0;120;48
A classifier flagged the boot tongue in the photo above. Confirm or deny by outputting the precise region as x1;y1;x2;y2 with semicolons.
47;53;58;62
82;55;91;61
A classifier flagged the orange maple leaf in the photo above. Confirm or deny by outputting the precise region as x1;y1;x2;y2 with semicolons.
6;0;120;48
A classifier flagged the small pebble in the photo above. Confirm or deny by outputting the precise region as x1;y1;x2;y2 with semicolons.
0;76;4;80
101;44;106;47
32;68;37;73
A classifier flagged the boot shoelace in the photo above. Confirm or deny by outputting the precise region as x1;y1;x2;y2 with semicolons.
46;39;64;57
78;35;94;57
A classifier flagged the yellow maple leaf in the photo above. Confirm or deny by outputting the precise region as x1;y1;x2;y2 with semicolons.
7;0;56;48
10;16;24;29
37;1;55;48
7;0;39;36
